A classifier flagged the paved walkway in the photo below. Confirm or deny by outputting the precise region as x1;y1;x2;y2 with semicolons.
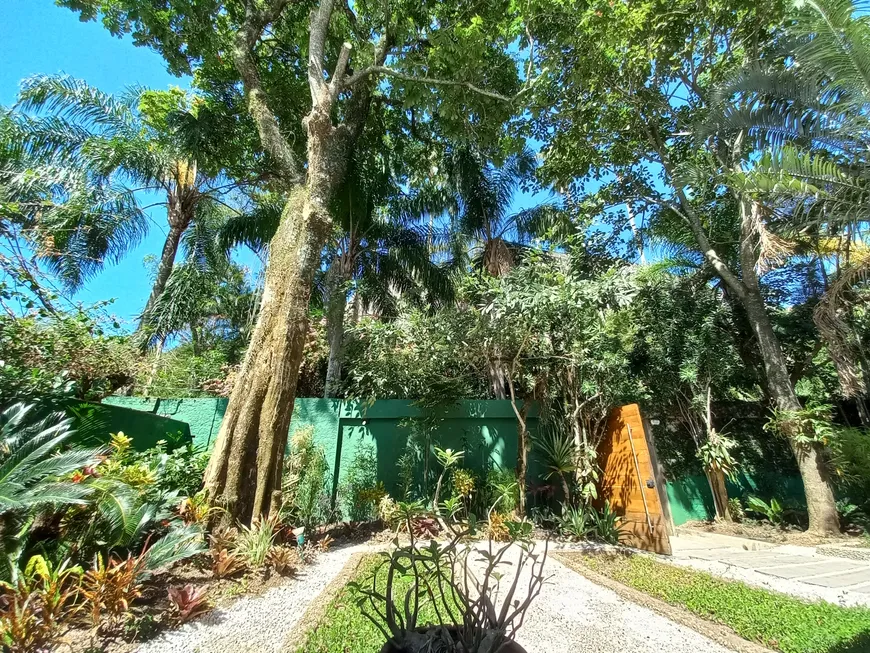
669;533;870;607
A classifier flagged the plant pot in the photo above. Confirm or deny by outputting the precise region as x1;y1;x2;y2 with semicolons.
379;626;528;653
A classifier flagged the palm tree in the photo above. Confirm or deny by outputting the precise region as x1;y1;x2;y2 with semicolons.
0;108;144;312
411;145;564;278
14;75;239;331
712;0;870;405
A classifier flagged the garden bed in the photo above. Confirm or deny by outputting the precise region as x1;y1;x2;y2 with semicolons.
561;551;870;653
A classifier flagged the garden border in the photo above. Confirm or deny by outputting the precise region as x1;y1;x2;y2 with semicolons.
551;551;777;653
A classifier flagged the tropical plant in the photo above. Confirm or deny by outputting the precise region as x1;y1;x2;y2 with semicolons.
13;76;248;333
0;555;82;653
746;496;786;527
168;584;210;624
265;546;298;577
432;447;464;516
533;426;577;505
728;497;746;523
234;515;278;568
0;404;100;581
281;427;331;530
340;445;381;522
211;548;245;579
557;505;594;541
592;501;623;545
80;552;146;632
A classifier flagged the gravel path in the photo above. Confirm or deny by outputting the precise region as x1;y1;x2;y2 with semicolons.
135;543;367;653
504;547;737;653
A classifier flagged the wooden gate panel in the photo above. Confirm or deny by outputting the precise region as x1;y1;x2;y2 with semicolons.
597;404;671;555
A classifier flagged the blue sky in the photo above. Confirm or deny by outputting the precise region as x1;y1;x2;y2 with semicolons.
1;0;192;325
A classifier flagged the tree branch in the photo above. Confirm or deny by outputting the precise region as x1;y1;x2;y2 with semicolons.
308;0;337;99
342;66;517;102
233;0;302;184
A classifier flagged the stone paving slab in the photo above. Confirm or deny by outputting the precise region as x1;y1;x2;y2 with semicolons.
801;568;870;589
759;560;864;580
716;553;818;569
851;583;870;594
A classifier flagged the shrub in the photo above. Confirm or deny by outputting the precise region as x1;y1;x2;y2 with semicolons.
486;511;511;541
282;427;331;529
80;552;146;632
235;515;278;568
341;445;380;522
451;468;476;499
728;497;745;522
211;549;245;579
592;500;624;544
0;556;82;653
266;546;298;576
746;496;785;526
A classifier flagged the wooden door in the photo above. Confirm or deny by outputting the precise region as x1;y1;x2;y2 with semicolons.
597;404;671;554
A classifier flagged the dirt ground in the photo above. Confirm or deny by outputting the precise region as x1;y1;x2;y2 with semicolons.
680;519;868;547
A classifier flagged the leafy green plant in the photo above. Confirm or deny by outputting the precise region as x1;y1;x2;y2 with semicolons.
431;446;463;515
0;403;101;581
557;504;594;540
592;501;623;544
746;496;785;527
728;497;745;523
234;515;278;568
281;427;331;530
0;555;82;653
340;445;381;522
533;425;577;503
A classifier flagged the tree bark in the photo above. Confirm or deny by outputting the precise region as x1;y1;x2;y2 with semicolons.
652;122;841;533
735;202;839;534
205;0;377;524
706;467;731;522
323;260;348;397
204;187;330;522
139;199;192;330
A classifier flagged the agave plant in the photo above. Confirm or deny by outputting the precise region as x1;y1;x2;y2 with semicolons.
0;403;102;582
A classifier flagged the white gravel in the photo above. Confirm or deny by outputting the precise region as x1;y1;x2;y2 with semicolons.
134;543;367;653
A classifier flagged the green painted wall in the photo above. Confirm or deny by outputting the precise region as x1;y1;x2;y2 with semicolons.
62;400;191;450
102;397;541;507
665;472;807;525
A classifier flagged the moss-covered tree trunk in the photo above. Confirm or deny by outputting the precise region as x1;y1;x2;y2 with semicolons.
205;0;381;524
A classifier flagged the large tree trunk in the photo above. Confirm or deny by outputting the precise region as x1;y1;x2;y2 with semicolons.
323;261;347;398
204;187;329;523
738;205;840;535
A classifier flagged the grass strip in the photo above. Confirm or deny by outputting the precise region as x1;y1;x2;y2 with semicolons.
296;554;459;653
578;552;870;653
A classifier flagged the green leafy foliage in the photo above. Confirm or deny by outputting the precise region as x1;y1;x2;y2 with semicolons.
0;298;137;401
582;553;870;653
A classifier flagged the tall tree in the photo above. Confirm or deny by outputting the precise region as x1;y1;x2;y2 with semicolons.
66;0;525;522
527;0;840;533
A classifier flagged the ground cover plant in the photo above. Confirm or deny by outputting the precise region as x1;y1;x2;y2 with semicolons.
578;552;870;653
